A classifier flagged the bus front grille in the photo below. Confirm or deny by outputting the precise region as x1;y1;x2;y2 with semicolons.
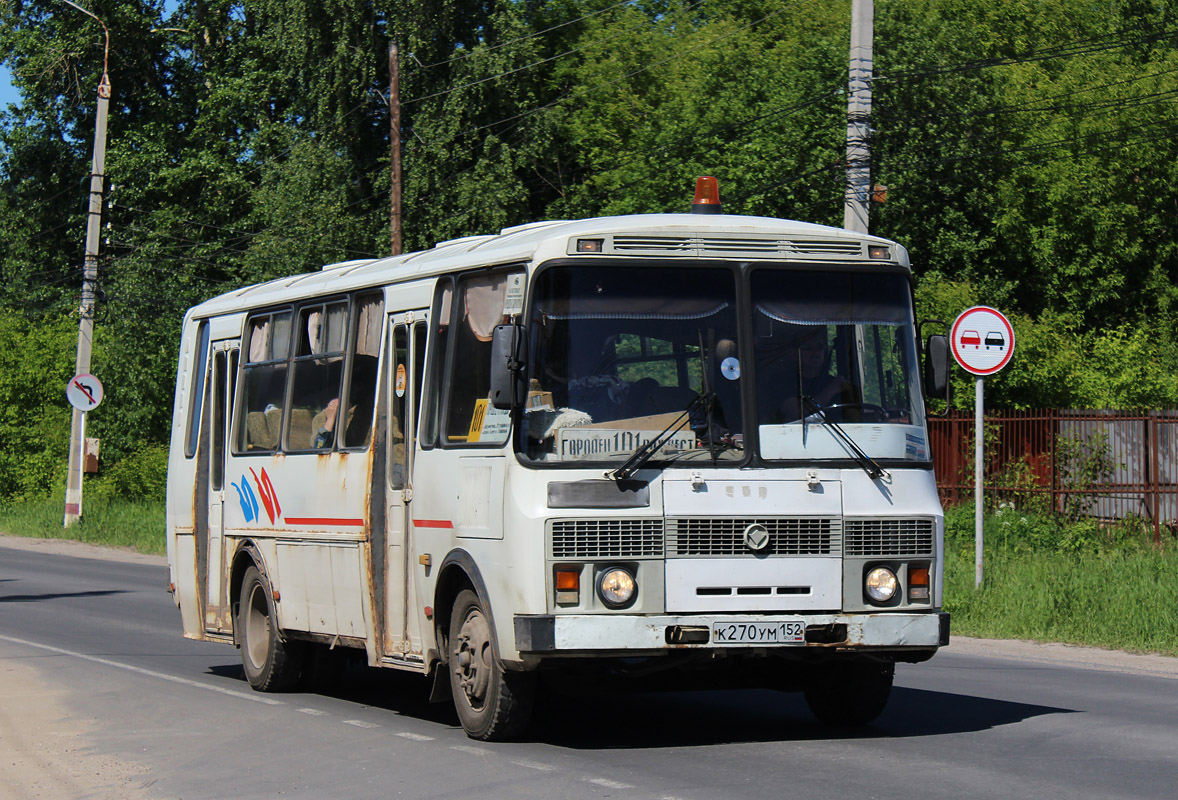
550;519;665;558
665;517;840;557
843;518;936;556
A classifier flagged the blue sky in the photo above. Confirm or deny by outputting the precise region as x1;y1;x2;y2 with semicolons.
0;64;18;110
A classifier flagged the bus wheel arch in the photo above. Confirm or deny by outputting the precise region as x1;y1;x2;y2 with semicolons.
433;551;536;741
432;550;490;661
236;561;306;692
228;541;266;645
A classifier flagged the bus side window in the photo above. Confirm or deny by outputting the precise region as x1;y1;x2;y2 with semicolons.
421;278;453;448
439;271;520;445
184;320;211;458
287;300;348;451
236;310;291;453
343;293;384;449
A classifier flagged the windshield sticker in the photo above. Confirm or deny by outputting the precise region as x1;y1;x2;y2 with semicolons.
721;357;741;380
467;399;512;443
555;427;695;459
503;273;525;316
905;432;928;460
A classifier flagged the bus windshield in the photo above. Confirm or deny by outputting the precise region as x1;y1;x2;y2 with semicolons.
524;264;743;465
750;268;929;463
522;263;929;468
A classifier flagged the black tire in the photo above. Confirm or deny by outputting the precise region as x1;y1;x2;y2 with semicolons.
803;660;894;726
448;589;536;741
237;565;305;692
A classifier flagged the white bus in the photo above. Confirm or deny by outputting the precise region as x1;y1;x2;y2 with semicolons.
166;178;951;740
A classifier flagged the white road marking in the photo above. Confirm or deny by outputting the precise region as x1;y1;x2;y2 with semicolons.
0;633;284;705
586;777;634;789
343;719;380;729
298;708;328;715
395;731;434;741
450;745;489;755
512;759;557;772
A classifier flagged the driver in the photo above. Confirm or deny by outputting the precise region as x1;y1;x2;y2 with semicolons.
774;327;860;422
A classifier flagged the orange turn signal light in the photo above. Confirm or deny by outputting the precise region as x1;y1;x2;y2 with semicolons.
909;566;930;601
556;570;580;591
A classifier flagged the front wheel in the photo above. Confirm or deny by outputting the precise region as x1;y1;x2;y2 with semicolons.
237;565;305;692
448;589;536;741
803;660;894;726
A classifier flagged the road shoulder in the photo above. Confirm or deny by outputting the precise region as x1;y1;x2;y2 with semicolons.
0;532;166;566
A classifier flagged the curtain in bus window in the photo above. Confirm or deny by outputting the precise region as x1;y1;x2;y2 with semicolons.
464;274;509;341
355;295;383;356
536;297;729;321
754;272;910;326
247;313;292;362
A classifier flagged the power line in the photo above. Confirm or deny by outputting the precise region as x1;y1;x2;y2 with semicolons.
876;23;1178;83
414;0;643;70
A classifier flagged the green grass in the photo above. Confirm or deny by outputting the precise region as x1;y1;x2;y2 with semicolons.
945;546;1178;657
943;503;1178;657
0;494;166;556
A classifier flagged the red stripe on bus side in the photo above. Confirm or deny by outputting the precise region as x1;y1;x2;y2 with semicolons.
413;519;454;529
283;517;365;527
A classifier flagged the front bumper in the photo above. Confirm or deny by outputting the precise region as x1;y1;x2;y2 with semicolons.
515;611;949;653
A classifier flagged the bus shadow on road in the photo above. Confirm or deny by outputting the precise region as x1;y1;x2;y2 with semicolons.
533;685;1074;749
207;661;1071;747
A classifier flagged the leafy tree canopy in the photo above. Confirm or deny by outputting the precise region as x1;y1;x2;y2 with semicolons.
1;0;1176;498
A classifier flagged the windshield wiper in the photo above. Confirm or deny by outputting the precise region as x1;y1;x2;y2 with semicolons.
609;393;711;481
802;397;891;481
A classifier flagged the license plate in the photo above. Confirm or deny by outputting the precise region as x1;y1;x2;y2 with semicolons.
711;619;805;646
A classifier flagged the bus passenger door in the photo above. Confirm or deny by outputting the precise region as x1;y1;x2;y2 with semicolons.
383;311;427;657
203;341;238;633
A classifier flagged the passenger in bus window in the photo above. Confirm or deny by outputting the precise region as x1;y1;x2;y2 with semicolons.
313;398;339;448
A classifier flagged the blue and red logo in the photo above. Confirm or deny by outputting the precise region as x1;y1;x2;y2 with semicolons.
232;467;281;524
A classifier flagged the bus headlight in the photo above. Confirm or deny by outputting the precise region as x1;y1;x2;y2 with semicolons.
597;568;636;608
865;567;898;603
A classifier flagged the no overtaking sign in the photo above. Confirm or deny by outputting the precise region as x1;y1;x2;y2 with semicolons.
950;306;1014;375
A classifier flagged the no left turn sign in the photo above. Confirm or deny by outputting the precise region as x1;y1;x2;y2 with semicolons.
67;373;104;411
950;306;1014;376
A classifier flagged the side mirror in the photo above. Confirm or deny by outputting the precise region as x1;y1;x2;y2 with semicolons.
490;324;528;410
924;333;950;401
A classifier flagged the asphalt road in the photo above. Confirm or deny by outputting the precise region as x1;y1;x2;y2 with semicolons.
3;537;1178;800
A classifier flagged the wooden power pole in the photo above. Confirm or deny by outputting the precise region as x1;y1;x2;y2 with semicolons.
389;40;403;256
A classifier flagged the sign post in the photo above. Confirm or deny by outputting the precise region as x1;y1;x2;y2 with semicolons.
65;373;104;523
949;307;1014;588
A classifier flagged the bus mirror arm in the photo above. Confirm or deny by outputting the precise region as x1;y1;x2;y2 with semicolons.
490;324;529;410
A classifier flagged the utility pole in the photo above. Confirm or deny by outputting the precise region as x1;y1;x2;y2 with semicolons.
64;2;111;527
389;39;403;256
843;0;873;234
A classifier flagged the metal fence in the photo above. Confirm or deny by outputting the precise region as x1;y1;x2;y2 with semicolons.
928;409;1178;543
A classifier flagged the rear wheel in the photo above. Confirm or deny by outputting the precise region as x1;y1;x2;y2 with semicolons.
238;565;305;692
448;589;535;741
803;660;894;726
